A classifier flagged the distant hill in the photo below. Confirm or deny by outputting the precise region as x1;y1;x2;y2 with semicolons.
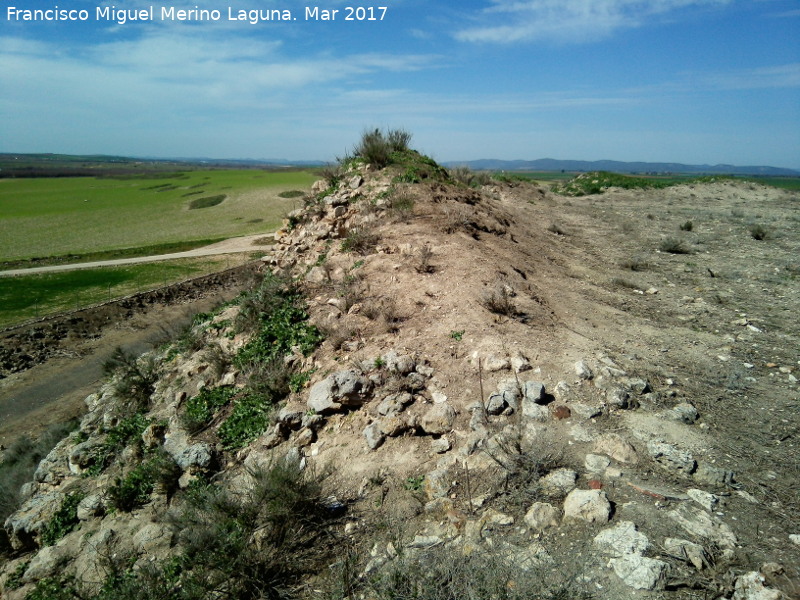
445;158;800;176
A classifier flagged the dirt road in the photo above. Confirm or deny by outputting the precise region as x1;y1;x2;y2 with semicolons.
0;234;274;278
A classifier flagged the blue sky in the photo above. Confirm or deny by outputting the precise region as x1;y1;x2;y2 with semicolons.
1;0;798;167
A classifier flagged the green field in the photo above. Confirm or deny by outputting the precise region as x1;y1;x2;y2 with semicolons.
0;169;317;263
0;256;248;327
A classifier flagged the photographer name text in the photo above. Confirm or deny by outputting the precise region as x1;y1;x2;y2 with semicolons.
6;5;388;24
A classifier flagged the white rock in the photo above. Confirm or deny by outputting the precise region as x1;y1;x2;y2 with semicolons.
790;534;800;546
563;489;611;524
575;360;593;380
687;488;720;511
609;554;669;590
593;521;650;557
524;502;560;531
732;571;785;600
540;468;578;495
585;454;611;473
668;505;737;549
431;391;448;404
511;353;532;373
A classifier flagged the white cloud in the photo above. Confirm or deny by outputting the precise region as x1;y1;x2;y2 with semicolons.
454;0;731;43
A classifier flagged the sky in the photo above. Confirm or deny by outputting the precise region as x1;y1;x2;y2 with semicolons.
1;0;798;167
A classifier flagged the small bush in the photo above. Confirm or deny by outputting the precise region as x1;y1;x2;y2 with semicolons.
448;166;491;188
748;223;769;240
480;286;517;316
183;386;236;433
389;191;415;222
386;128;413;152
679;220;694;231
619;255;649;271
341;227;380;255
659;236;690;254
102;348;158;412
218;393;275;450
169;458;333;599
108;452;180;512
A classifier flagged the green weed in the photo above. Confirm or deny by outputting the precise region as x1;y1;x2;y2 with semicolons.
41;492;85;546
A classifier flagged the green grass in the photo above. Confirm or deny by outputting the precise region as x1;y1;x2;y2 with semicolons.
0;257;236;327
0;169;317;262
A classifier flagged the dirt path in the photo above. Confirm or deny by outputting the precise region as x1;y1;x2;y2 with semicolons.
0;234;274;278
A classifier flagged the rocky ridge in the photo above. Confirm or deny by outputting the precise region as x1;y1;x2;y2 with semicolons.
1;157;798;599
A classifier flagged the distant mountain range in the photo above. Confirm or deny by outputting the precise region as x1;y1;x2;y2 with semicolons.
444;158;799;176
2;152;797;177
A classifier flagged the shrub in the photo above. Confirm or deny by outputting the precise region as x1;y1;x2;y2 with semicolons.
679;220;694;231
619;255;649;271
386;128;413;152
354;129;390;168
108;452;180;512
352;128;413;169
341;227;380;255
480;286;517;316
102;347;158;412
448;166;491;188
748;223;769;240
41;491;85;546
659;236;690;254
389;191;415;222
168;458;333;599
183;386;236;433
218;393;275;450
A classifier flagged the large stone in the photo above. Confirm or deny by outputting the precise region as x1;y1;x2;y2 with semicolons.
132;522;174;555
594;434;639;464
609;554;669;590
4;490;63;550
382;350;415;375
668;505;737;549
540;468;577;495
575;360;593;380
175;443;213;471
420;403;456;435
693;462;735;486
364;422;385;450
732;571;785;600
593;521;650;557
307;370;373;413
647;441;696;476
377;392;413;417
76;494;105;521
524;502;560;531
562;489;611;524
23;544;69;582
